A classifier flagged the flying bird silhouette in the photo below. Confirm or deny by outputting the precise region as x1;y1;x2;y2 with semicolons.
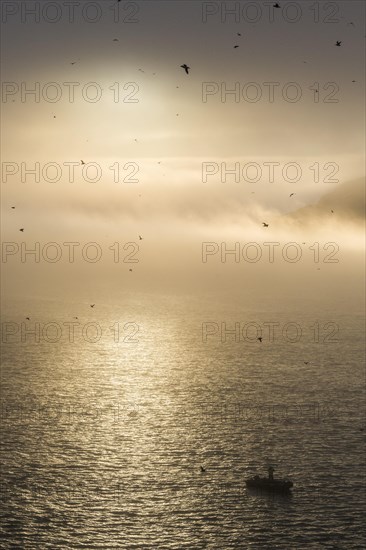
11;206;15;209
200;466;206;472
304;361;309;365
81;160;85;165
234;45;239;48
139;235;143;240
262;222;269;227
180;64;190;74
335;41;342;46
90;304;95;308
258;337;263;342
289;193;295;197
273;2;280;7
237;33;241;36
26;317;30;320
19;228;24;232
113;38;119;42
129;268;133;272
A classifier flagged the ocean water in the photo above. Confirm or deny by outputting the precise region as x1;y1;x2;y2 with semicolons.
1;294;365;549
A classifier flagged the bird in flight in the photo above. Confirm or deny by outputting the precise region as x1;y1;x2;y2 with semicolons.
73;317;78;320
289;193;295;197
26;317;30;321
331;210;334;213
81;160;85;165
262;222;269;227
129;268;133;272
70;62;76;65
335;41;342;47
200;466;206;473
237;33;241;36
90;304;95;308
304;361;309;365
19;228;24;232
11;206;15;209
257;337;263;343
234;45;239;48
139;235;143;240
113;38;119;42
180;64;190;74
273;2;280;7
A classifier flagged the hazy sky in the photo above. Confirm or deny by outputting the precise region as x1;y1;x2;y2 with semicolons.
1;0;365;303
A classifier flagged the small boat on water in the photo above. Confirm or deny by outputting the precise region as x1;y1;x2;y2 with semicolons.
246;466;293;493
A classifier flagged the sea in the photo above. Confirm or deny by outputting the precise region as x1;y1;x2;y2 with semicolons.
1;292;365;549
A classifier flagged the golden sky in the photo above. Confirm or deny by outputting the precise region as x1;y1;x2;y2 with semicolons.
1;0;365;302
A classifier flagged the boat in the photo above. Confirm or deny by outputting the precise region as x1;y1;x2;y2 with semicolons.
246;466;293;493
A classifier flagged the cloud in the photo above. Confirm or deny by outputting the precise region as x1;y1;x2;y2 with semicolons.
287;177;365;223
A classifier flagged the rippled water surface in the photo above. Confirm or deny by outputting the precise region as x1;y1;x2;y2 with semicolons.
1;295;365;549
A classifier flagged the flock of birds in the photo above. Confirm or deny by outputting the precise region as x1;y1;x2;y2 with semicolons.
11;1;356;330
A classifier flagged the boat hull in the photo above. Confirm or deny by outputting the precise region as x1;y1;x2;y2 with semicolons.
246;478;293;493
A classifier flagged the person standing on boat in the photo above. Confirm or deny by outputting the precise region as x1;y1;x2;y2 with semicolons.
268;466;274;481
